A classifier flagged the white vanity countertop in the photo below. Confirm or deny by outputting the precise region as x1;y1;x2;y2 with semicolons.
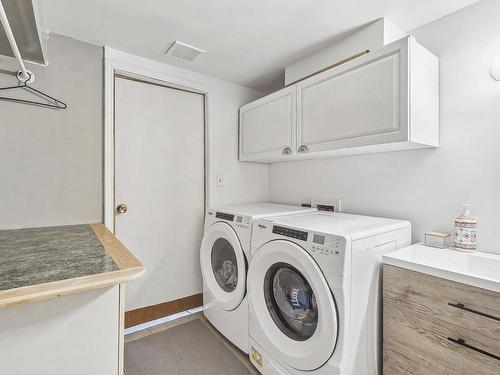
383;243;500;293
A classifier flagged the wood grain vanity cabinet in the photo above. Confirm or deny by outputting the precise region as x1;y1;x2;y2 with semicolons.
383;265;500;375
239;36;439;163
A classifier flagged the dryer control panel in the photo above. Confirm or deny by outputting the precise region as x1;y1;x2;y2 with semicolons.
208;210;252;230
206;210;252;245
215;212;235;221
234;215;251;230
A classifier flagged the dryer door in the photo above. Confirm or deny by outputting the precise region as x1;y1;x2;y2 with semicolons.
248;240;338;371
200;222;246;311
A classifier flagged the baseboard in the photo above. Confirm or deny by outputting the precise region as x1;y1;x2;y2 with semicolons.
124;308;204;337
125;293;203;328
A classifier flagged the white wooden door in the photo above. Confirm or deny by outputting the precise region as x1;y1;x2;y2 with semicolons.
239;86;295;162
114;76;205;311
296;39;409;154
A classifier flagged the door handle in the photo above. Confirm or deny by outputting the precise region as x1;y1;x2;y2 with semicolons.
116;203;128;214
282;146;292;155
297;144;309;153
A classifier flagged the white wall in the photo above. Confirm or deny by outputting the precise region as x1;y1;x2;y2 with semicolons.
0;35;103;229
284;18;406;86
207;77;269;206
269;0;500;253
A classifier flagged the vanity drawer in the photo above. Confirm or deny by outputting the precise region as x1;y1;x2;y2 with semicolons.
383;265;500;375
384;264;500;341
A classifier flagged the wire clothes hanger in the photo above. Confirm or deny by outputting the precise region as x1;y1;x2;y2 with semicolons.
0;0;67;109
0;71;67;109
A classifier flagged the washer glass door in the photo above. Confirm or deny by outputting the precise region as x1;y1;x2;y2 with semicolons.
201;222;246;311
265;263;318;341
211;237;239;293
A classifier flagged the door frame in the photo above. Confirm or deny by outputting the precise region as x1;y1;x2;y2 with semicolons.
103;47;211;232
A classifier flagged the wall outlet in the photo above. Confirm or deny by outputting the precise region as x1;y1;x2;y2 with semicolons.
216;174;224;187
311;197;342;212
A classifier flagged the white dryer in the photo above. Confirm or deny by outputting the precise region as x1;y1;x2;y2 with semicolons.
200;203;316;354
247;211;411;374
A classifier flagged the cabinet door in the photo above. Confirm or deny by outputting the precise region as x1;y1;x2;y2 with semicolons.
296;39;409;155
239;87;295;162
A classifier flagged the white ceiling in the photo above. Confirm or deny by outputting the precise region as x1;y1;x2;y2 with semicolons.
42;0;477;92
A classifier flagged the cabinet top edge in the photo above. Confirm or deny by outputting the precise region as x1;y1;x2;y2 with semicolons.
383;243;500;293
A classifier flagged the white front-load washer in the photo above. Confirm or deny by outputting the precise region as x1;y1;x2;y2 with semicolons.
247;211;411;374
200;203;316;354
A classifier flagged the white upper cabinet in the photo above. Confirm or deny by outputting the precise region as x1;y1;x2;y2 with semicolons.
239;87;296;162
297;46;406;153
239;36;439;163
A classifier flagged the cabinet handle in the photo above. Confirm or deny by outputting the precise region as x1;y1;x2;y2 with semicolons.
447;337;500;361
282;147;292;155
448;302;500;322
297;144;309;153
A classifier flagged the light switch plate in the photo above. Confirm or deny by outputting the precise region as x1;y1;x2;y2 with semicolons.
216;174;224;187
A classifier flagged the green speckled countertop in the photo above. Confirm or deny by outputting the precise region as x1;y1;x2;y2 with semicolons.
0;223;143;309
0;225;119;292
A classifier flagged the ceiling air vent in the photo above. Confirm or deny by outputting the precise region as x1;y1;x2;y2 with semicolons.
165;41;205;62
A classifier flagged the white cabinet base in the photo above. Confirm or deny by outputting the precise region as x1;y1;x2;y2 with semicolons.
290;140;435;161
0;286;121;375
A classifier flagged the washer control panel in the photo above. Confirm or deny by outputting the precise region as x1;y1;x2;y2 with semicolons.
272;225;308;241
309;233;347;275
309;234;345;257
251;220;350;275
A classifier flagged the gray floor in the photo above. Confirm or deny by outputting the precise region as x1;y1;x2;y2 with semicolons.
124;317;257;375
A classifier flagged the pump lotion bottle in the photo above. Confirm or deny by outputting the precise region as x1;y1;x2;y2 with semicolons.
454;204;477;252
